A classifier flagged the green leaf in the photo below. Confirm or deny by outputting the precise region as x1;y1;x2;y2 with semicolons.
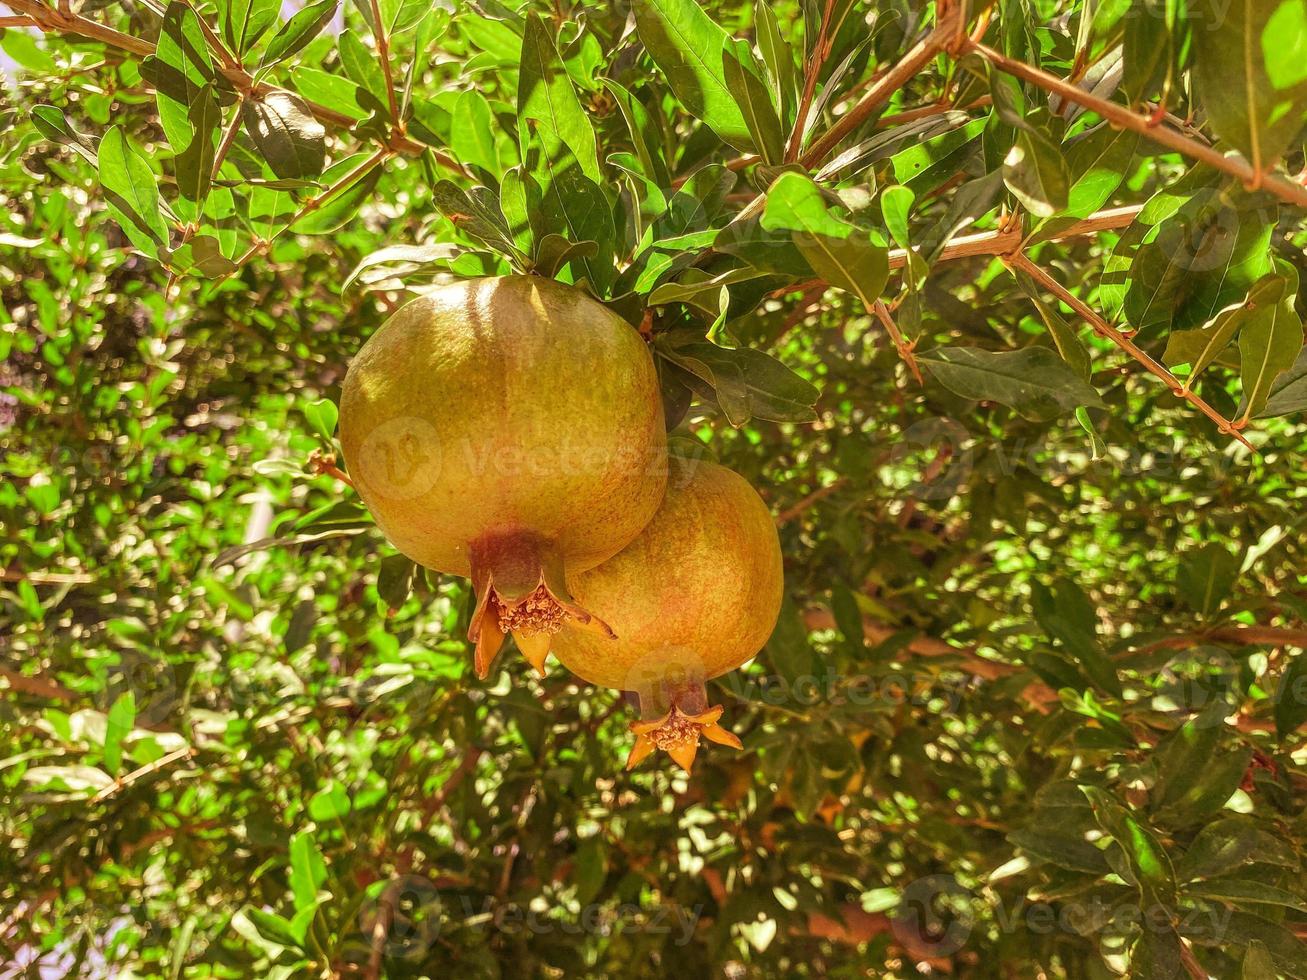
291;67;369;121
260;0;340;69
656;339;819;426
304;398;338;441
1081;786;1176;905
103;691;136;777
451;91;502;177
1164;297;1256;381
721;43;784;164
1124;186;1276;333
1275;652;1307;740
431;180;523;260
1015;270;1091;381
1190;0;1307;169
1157;746;1252;826
1002;127;1070;218
754;0;796;126
1121;0;1185;104
241;92;327;180
918;346;1105;421
1182;911;1307;978
1130;930;1188;980
98;126;171;258
1186;878;1307;913
1007;827;1112;874
377;553;414;610
602;78;671;187
633;0;752;150
1259;345;1307;416
308;780;351;821
517;13;601;183
522;138;614;293
151;1;218;161
1031;579;1121;697
174;85;221;206
31;104;99;166
880;185;913;251
289;830;328;913
1176;816;1300;882
1176;541;1241;617
221;0;281;54
1239;269;1303;423
762;172;888;308
1245;942;1279;980
343;242;460;294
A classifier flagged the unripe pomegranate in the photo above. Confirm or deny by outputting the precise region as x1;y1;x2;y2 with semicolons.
551;459;783;771
339;276;667;677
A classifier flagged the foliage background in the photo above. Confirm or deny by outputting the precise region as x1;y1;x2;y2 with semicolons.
2;0;1307;977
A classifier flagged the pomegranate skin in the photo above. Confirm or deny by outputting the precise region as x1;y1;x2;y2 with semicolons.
551;459;783;769
339;275;667;675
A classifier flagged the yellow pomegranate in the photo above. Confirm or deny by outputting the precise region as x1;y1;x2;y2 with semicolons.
551;459;783;771
339;276;667;677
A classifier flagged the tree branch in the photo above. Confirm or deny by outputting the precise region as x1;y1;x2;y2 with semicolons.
1004;251;1256;451
967;39;1307;209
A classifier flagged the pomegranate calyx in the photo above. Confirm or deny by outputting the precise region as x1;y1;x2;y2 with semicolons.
625;703;743;773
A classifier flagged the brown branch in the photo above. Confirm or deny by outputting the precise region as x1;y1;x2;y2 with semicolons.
775;478;848;525
800;2;975;168
967;39;1307;209
365;879;400;980
873;298;924;384
1004;251;1256;450
0;15;36;26
785;0;839;162
1123;625;1307;656
366;0;400;123
876;93;992;129
1;567;95;585
801;608;1016;681
0;665;78;702
771;203;1146;300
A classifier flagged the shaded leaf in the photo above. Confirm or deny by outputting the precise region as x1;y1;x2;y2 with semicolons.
242;91;327;180
918;346;1105;421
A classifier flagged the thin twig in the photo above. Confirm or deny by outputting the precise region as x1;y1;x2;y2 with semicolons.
800;3;974;168
967;39;1307;208
776;478;848;525
364;879;400;980
873;298;924;384
772;203;1146;299
366;0;400;123
0;665;78;701
785;0;838;162
1;567;95;585
1004;251;1256;451
309;450;355;489
90;746;197;804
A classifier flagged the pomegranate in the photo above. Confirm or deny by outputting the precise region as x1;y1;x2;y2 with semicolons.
551;459;783;771
339;276;667;677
